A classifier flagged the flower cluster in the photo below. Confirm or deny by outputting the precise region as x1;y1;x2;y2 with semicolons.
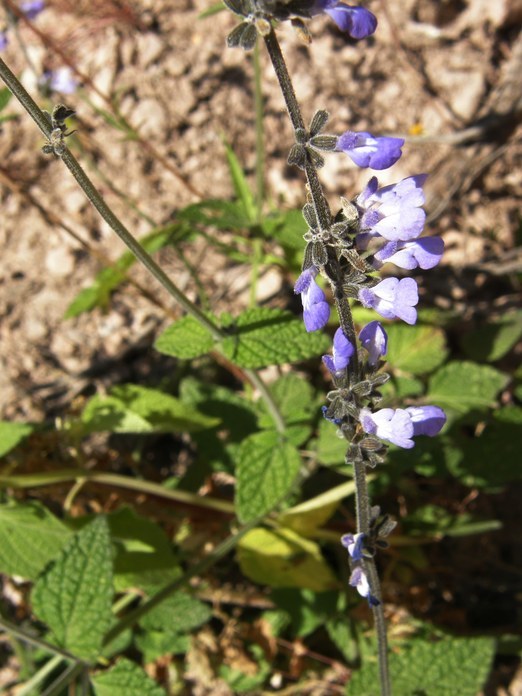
224;0;377;50
285;15;447;607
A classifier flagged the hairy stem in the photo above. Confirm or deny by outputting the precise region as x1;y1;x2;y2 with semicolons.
262;27;390;696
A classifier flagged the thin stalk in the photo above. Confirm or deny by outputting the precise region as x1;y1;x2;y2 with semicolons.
367;562;391;696
40;660;86;696
104;504;272;649
0;57;287;434
262;26;391;696
0;470;236;514
352;459;371;535
262;30;330;230
253;41;265;217
17;654;64;696
0;617;81;663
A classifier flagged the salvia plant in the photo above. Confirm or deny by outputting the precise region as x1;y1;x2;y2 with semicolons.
0;0;518;694
225;1;448;689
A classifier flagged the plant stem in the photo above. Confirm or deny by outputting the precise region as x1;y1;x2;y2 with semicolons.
17;654;64;696
262;26;390;696
253;41;265;217
367;562;391;696
0;469;236;514
0;617;80;663
0;57;286;434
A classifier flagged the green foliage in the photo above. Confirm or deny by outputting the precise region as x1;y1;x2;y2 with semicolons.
221;307;330;368
108;507;180;591
349;634;495;696
0;499;71;580
32;516;113;661
460;311;522;362
427;361;509;415
92;659;166;696
237;527;339;591
154;315;215;359
0;420;34;457
80;384;219;434
385;323;448;374
235;430;301;522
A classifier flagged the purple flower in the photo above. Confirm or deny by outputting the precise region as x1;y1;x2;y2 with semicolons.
349;565;380;606
341;532;365;561
360;405;446;449
295;266;330;332
322;327;354;374
358;277;418;325
0;32;8;51
374;237;444;270
313;2;377;39
406;406;446;437
337;131;404;170
360;407;415;448
21;0;45;19
42;67;78;95
359;321;387;365
356;175;427;242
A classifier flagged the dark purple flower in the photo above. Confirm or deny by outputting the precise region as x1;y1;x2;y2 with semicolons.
356;174;427;242
360;405;446;448
295;266;330;332
374;237;444;270
312;2;377;39
21;0;45;19
405;406;446;437
337;131;404;170
341;532;365;561
349;565;380;606
0;32;8;51
321;405;343;425
322;327;354;374
359;321;387;365
360;407;415;448
358;277;418;325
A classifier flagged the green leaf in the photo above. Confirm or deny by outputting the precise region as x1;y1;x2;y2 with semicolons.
178;199;252;231
237;527;338;591
446;408;522;487
381;374;424;400
278;480;360;536
402;504;501;538
315;418;350;466
385;324;448;375
261;209;307;251
65;227;180;318
0;421;34;457
32;516;113;661
224;142;257;223
271;588;339;638
135;630;189;663
154;315;215;359
81;384;219;434
460;312;522;362
108;507;179;591
428;361;509;415
0;87;13;112
0;500;71;580
349;635;495;696
235;431;301;522
92;659;166;696
64;267;126;318
139;591;211;633
221;308;330;368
